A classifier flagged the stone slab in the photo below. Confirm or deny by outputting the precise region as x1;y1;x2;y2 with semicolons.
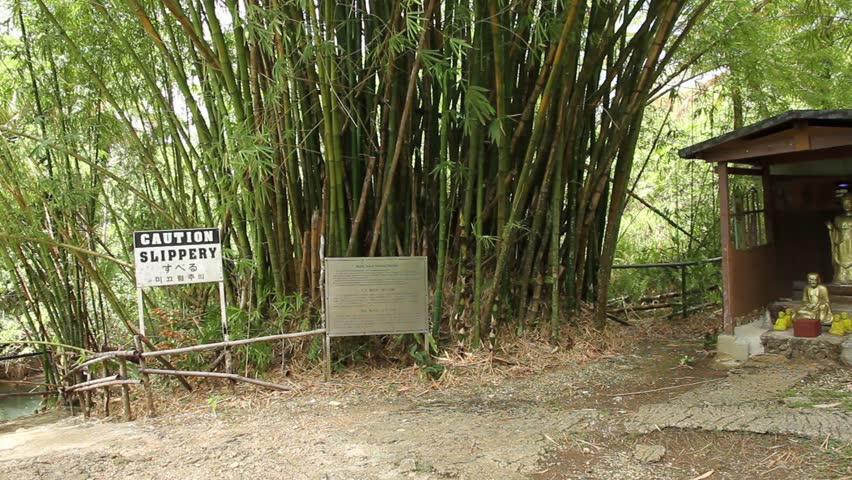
842;337;852;367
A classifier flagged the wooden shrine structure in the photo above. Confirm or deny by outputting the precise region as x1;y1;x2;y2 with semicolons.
679;109;852;335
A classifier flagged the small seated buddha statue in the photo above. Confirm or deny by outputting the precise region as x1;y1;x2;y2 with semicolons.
773;310;792;330
794;272;833;326
829;311;851;335
827;193;852;284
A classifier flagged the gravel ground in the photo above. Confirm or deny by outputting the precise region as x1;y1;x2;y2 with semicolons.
1;321;850;480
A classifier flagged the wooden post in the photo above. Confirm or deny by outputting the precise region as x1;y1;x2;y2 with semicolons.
134;335;156;417
762;167;774;243
79;390;89;420
118;357;132;421
103;385;110;417
717;162;735;335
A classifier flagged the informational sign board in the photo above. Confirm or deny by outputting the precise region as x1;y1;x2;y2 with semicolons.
133;228;223;287
325;257;428;337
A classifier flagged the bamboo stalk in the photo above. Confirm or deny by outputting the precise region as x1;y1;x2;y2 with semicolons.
74;379;140;393
367;0;440;256
141;329;326;358
139;369;292;392
66;374;120;392
0;391;59;398
63;353;127;380
0;379;52;387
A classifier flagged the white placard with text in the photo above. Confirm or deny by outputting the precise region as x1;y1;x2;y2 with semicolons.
134;228;223;287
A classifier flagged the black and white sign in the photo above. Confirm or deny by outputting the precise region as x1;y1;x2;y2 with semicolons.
133;228;223;287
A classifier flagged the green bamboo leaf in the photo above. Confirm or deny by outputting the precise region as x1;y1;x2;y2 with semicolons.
462;85;495;133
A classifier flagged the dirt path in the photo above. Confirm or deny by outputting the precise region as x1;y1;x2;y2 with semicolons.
1;335;850;480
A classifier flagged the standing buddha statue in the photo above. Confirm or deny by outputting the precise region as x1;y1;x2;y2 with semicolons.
827;193;852;284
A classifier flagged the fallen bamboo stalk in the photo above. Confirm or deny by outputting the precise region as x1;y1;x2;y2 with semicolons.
140;329;326;358
605;313;633;326
138;336;193;392
0;379;52;387
0;390;59;398
0;350;50;361
139;368;293;392
65;374;120;392
63;352;134;380
74;379;140;393
63;330;325;385
665;302;717;319
606;378;722;397
609;303;674;314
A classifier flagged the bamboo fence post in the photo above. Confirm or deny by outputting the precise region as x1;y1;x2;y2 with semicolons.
79;390;89;420
62;352;74;416
118;357;131;421
103;384;110;417
83;366;93;419
134;335;156;417
102;361;111;417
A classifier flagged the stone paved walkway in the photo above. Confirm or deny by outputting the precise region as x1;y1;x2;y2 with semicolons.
624;356;852;442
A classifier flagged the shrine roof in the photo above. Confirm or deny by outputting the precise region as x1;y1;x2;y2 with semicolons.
679;109;852;165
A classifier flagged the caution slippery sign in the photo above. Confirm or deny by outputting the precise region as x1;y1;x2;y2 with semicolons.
133;228;223;287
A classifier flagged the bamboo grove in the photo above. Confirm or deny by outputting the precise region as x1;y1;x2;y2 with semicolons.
0;0;720;359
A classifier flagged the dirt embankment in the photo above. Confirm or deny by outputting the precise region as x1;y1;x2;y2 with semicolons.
1;319;850;480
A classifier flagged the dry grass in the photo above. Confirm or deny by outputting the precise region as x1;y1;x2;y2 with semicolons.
89;309;722;421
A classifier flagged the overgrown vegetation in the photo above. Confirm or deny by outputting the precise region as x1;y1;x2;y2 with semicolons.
0;0;848;377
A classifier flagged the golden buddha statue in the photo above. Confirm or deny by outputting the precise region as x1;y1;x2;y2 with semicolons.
795;272;833;325
827;193;852;284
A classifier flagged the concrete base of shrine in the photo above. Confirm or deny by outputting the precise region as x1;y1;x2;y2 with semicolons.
761;327;852;365
716;314;852;366
716;316;772;363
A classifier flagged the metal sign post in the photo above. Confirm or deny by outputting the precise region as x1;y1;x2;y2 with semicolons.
137;288;146;335
218;280;231;378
